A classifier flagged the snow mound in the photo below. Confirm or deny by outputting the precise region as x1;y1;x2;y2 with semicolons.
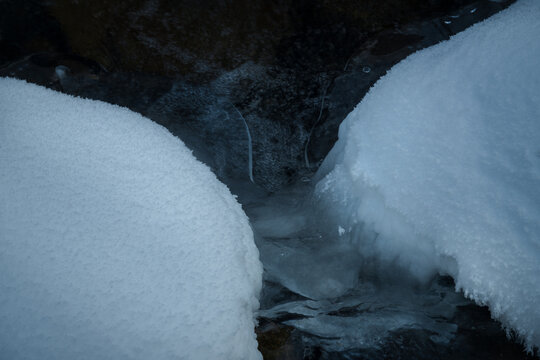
0;78;262;360
315;0;540;350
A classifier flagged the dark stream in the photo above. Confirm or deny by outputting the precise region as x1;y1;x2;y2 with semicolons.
1;0;538;358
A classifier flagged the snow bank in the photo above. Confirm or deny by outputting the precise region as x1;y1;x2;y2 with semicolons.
315;0;540;349
0;78;262;360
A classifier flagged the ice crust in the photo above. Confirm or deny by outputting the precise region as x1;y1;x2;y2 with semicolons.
315;0;540;349
0;78;263;360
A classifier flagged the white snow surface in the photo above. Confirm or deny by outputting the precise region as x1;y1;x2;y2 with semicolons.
315;0;540;350
0;78;263;360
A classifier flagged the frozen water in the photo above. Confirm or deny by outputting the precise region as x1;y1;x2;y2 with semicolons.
245;183;363;300
258;250;467;352
247;183;466;352
316;0;540;350
257;236;363;300
232;105;254;183
0;78;263;360
54;65;70;80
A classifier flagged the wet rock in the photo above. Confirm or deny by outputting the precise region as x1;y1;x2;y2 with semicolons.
256;319;304;360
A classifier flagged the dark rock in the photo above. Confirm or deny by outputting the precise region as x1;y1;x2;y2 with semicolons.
256;318;304;360
0;0;516;191
0;0;68;66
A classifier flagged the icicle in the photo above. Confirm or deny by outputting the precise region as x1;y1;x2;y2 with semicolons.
233;105;255;183
304;84;328;168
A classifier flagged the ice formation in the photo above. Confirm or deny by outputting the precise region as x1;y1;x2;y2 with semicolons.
315;0;540;350
0;78;263;360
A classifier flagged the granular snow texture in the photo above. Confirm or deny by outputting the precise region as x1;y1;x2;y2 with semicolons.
316;0;540;350
0;78;263;360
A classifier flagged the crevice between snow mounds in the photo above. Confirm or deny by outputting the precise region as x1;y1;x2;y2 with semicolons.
0;78;263;360
314;0;540;351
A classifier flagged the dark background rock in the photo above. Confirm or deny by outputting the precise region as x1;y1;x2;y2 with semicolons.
1;0;485;78
0;0;515;191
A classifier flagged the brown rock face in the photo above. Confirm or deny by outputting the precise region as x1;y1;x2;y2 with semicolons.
44;0;475;79
47;0;291;78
